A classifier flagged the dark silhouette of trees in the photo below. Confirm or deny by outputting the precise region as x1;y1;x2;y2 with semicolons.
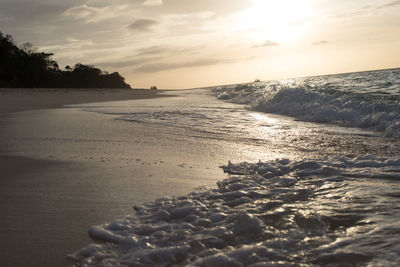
0;32;131;89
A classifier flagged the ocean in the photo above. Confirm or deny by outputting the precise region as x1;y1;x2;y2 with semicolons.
70;68;400;266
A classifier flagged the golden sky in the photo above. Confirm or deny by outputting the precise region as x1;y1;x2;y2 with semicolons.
1;0;399;88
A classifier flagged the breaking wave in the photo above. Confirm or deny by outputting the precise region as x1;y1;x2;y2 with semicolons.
212;69;400;137
70;155;400;266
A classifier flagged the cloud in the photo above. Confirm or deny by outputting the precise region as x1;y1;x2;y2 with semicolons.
128;19;159;31
99;58;149;68
253;40;279;48
312;40;329;45
64;5;98;20
63;4;131;23
134;44;202;57
134;45;172;56
155;0;252;16
0;0;80;22
142;0;163;6
94;45;206;69
135;58;231;72
359;0;400;12
331;0;400;19
380;0;400;8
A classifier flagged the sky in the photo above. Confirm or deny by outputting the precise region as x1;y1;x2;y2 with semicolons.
1;0;399;89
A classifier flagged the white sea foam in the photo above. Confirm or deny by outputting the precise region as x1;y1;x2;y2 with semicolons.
70;155;400;266
212;81;400;138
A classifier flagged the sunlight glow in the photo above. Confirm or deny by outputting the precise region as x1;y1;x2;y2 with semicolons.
237;0;312;43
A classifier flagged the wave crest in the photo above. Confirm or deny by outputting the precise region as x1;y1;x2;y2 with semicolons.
213;83;400;137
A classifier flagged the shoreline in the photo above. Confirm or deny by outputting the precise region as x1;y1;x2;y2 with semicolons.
0;88;168;114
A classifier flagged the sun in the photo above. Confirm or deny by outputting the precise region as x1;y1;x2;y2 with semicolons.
236;0;312;43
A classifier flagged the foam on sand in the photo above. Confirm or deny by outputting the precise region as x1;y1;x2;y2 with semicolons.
70;155;400;266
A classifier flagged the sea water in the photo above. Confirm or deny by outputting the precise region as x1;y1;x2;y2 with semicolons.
213;68;400;137
70;68;400;266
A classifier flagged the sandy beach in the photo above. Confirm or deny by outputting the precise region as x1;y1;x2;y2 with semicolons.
2;83;400;266
0;88;162;114
2;0;399;263
0;88;170;266
0;87;278;266
0;88;251;267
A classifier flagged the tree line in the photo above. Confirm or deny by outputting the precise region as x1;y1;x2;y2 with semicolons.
0;32;131;88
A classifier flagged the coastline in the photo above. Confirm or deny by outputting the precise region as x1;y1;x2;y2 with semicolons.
0;88;169;267
0;88;164;114
2;81;399;266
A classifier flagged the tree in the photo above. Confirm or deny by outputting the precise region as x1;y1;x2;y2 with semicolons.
21;42;36;55
0;31;132;88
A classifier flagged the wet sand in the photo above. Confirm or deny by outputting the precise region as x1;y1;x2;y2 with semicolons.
0;88;246;267
0;156;91;266
0;88;162;114
0;88;286;266
0;88;169;267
